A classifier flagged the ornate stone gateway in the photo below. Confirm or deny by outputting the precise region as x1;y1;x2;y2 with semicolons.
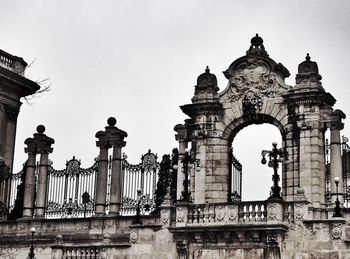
176;34;345;207
0;36;349;259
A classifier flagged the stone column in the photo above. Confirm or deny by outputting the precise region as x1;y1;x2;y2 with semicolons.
22;151;37;218
34;125;54;218
95;143;109;215
330;122;344;203
22;125;54;218
174;124;188;201
95;117;127;216
109;144;123;215
35;152;48;217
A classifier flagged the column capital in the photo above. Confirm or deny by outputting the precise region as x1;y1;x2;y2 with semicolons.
327;109;346;130
174;124;188;142
24;125;54;154
4;104;21;122
95;117;127;148
330;121;344;131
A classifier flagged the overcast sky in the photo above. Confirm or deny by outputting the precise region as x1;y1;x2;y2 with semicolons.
1;0;349;200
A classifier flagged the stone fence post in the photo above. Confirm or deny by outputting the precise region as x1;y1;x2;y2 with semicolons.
174;124;188;201
293;187;310;221
22;125;54;218
266;198;284;223
95;117;127;216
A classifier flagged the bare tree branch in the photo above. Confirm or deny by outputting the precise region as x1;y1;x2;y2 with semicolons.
21;59;52;105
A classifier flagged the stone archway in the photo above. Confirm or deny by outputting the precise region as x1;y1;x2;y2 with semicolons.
175;34;345;208
229;120;283;201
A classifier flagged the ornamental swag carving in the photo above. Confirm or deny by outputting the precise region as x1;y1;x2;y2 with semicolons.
223;60;289;108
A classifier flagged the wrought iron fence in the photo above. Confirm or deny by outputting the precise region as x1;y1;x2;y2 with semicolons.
6;150;162;219
120;150;159;215
45;157;97;218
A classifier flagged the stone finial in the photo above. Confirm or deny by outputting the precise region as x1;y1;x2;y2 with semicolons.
192;66;219;104
36;125;45;134
196;66;218;88
107;117;116;127
95;117;127;148
305;53;311;61
246;33;268;56
295;53;323;89
24;125;54;154
297;53;319;75
251;33;263;48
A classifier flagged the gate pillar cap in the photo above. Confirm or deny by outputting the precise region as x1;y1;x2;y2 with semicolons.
95;117;127;147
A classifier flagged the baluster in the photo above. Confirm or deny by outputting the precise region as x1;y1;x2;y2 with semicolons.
193;207;199;223
204;203;209;224
238;203;244;222
245;204;250;221
199;206;205;223
256;203;262;221
251;203;256;221
188;206;193;224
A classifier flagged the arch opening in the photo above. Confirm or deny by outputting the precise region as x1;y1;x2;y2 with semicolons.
231;123;283;201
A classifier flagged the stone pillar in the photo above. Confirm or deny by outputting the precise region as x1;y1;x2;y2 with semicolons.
35;152;49;217
174;124;188;201
330;122;344;203
34;125;54;218
109;144;124;215
22;125;54;218
95;117;127;216
22;151;36;218
95;143;109;215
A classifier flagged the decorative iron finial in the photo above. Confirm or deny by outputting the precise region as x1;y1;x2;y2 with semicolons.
205;66;210;73
107;117;117;127
306;53;311;61
251;33;264;48
36;125;45;134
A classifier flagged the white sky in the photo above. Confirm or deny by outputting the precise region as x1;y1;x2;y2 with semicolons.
1;0;349;200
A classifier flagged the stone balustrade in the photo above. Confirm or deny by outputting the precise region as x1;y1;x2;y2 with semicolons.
174;199;311;227
0;49;27;76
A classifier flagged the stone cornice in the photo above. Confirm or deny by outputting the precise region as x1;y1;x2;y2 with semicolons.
0;66;40;97
283;89;336;107
180;102;223;119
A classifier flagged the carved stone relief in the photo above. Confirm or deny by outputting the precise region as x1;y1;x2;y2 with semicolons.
160;209;169;224
267;203;278;220
294;204;305;220
215;205;226;222
331;223;342;239
227;205;238;222
130;228;139;244
223;60;289;105
176;207;185;223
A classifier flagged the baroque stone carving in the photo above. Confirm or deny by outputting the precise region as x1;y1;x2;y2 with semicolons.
294;204;305;220
215;205;226;222
331;223;342;239
227;205;238;222
242;90;263;114
267;203;278;220
160;209;169;224
176;207;185;223
223;59;289;104
130;228;139;243
297;120;312;130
